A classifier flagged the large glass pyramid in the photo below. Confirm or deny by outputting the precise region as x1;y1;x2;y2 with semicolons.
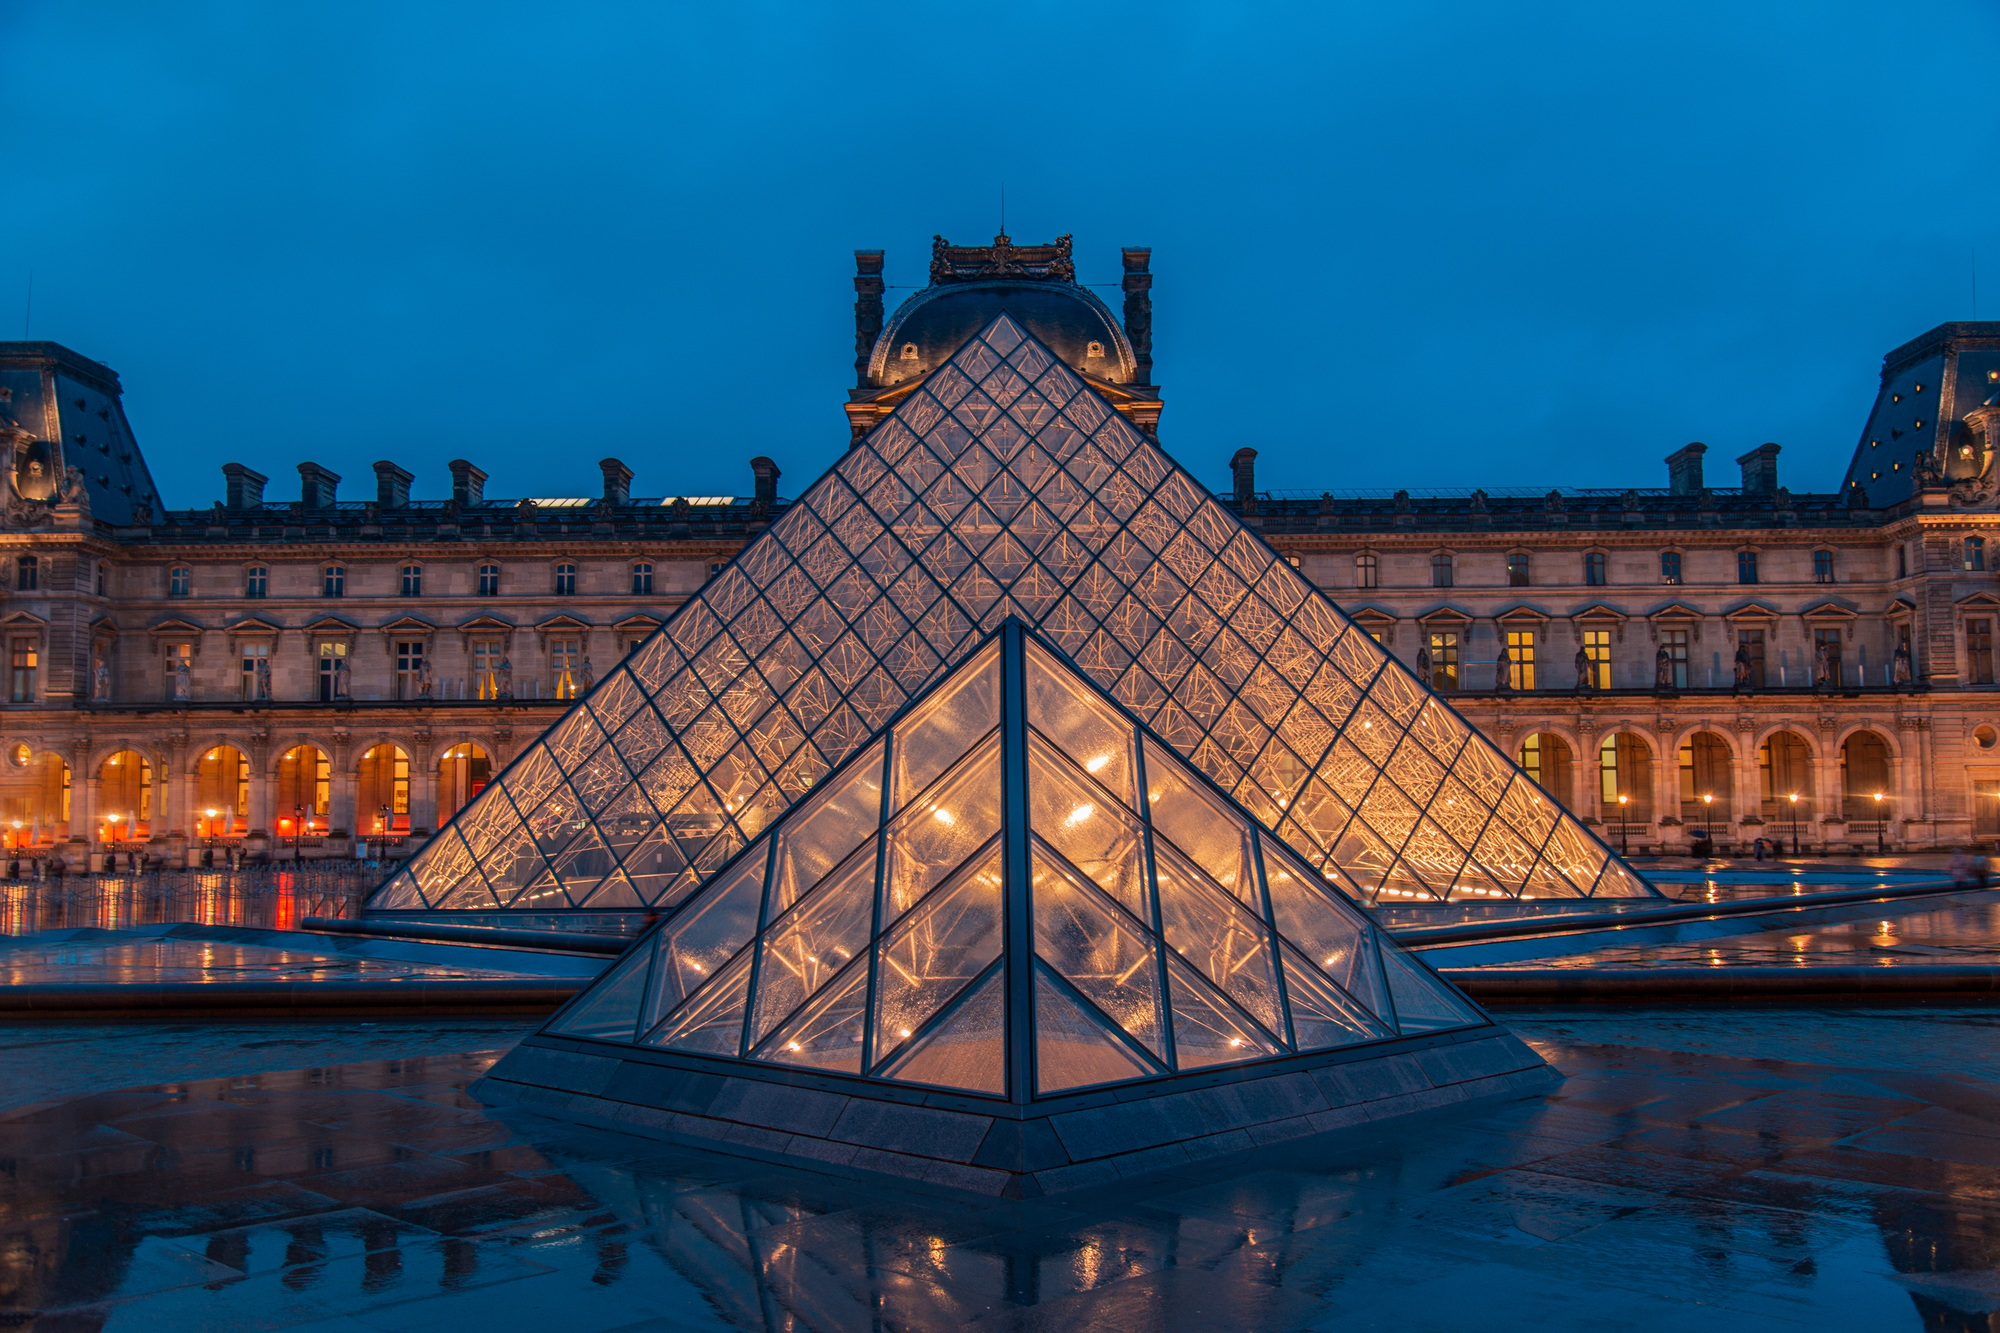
536;622;1487;1098
369;314;1652;918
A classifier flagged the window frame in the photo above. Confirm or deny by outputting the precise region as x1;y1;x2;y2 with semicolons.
1505;552;1530;588
1429;551;1454;589
1736;549;1759;585
16;556;37;592
1660;550;1682;586
1354;552;1379;590
1582;551;1607;587
1966;536;1987;572
631;561;654;596
321;565;346;598
168;565;192;598
399;564;424;597
244;565;268;599
476;563;501;597
8;637;38;703
1812;549;1835;584
553;562;578;596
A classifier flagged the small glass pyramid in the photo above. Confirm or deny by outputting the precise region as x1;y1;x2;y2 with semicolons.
370;314;1653;918
541;622;1487;1099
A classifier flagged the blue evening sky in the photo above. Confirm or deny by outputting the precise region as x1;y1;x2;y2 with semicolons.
5;3;1998;508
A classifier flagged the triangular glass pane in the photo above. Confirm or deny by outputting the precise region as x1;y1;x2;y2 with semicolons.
595;784;663;865
1261;840;1391;1020
1277;941;1394;1050
371;870;423;909
621;823;696;908
1031;848;1164;1059
768;739;885;920
481;824;550;907
888;640;999;812
1141;740;1254;906
1164;952;1283;1071
879;967;1005;1094
1034;967;1152;1095
576;871;644;909
750;845;877;1049
1153;841;1282;1036
1380;948;1486;1035
548;824;617;896
871;847;1003;1066
881;735;1002;923
646;949;752;1055
645;850;767;1026
1027;738;1148;920
547;941;654;1043
1025;640;1139;810
511;866;569;912
753;962;869;1074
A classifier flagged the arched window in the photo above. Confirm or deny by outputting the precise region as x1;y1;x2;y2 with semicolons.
98;750;152;839
1840;732;1893;822
1;751;70;846
553;563;577;596
276;745;331;832
435;743;492;824
1429;552;1453;588
1598;732;1653;824
357;744;411;837
194;745;249;838
1355;553;1379;589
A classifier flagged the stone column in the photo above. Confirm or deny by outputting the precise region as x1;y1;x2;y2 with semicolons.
1733;722;1762;849
1814;716;1843;851
329;730;355;841
244;730;270;841
409;724;436;837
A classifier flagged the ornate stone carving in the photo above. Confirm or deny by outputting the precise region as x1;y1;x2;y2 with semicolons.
929;233;1075;285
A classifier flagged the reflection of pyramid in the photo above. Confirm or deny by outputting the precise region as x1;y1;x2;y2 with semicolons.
370;315;1652;920
476;622;1556;1194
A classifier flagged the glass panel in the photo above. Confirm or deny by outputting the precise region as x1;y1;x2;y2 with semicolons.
1277;942;1393;1050
546;941;653;1043
1034;968;1152;1095
1165;953;1282;1070
1142;740;1253;905
1153;842;1281;1035
1031;849;1163;1058
882;735;1002;922
480;825;548;907
768;739;885;920
648;950;752;1056
1024;641;1138;810
750;845;877;1048
1261;840;1390;1020
548;825;616;899
578;872;643;909
880;968;1005;1094
1380;949;1485;1034
888;641;999;812
1027;739;1147;919
871;848;1004;1066
753;963;869;1074
621;824;696;907
646;851;768;1025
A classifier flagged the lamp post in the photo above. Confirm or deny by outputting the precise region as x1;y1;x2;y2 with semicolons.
1872;791;1886;854
1788;792;1801;855
292;805;306;863
1700;792;1714;856
1617;793;1630;856
204;808;219;867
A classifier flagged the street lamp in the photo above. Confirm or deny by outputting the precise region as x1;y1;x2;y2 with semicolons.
1787;792;1801;855
203;807;219;866
1872;791;1886;854
292;805;307;862
1616;793;1630;855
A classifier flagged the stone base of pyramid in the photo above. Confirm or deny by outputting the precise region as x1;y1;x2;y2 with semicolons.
473;1027;1558;1197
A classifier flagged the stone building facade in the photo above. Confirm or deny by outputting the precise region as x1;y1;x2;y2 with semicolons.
2;245;1996;866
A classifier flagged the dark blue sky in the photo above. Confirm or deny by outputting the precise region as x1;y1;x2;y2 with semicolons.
7;3;1999;508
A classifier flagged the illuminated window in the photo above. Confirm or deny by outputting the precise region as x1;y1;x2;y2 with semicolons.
551;638;582;699
1506;630;1536;690
473;640;505;699
1582;629;1611;689
1426;631;1459;691
9;640;37;703
316;641;346;701
1660;551;1681;585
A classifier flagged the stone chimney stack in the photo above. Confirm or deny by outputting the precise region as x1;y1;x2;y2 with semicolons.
1736;442;1781;495
599;458;632;506
1231;448;1258;505
373;460;413;508
222;463;268;510
448;459;487;506
1122;248;1154;386
298;462;340;510
1666;442;1708;496
751;456;781;507
853;251;885;385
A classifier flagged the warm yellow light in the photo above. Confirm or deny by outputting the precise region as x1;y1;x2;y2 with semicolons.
1701;794;1713;805
1085;754;1110;774
1065;803;1094;828
205;808;218;818
931;807;955;826
1873;792;1885;802
1789;793;1800;804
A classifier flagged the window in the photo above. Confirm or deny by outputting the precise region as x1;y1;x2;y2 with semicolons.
169;566;191;597
1736;550;1759;585
1737;630;1767;689
322;565;345;598
708;562;728;577
1969;619;1995;685
632;562;654;595
1506;553;1529;587
1813;627;1845;687
95;562;105;596
1660;551;1682;585
1430;552;1453;588
473;640;505;699
1426;631;1459;691
477;563;500;596
1582;629;1612;689
1506;630;1536;691
9;640;37;703
1583;552;1607;587
239;642;269;701
395;640;426;700
244;565;268;598
1660;629;1689;689
1977;779;2000;839
16;556;36;592
554;562;577;596
316;641;346;701
1355;553;1379;589
621;635;648;659
551;638;581;699
1966;536;1987;572
399;564;423;597
1812;550;1835;584
163;642;192;700
1519;735;1543;787
1897;545;1908;579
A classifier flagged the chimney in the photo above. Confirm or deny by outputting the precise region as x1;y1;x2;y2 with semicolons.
1665;442;1707;496
751;456;781;507
853;250;885;384
298;462;340;510
372;460;413;508
1122;248;1154;385
448;459;487;506
1230;448;1257;505
598;457;633;506
1736;442;1781;495
222;463;268;510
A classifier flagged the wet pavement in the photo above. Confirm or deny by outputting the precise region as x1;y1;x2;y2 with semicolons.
1;867;377;937
6;1008;2000;1329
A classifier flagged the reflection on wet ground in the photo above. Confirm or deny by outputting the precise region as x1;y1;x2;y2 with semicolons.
1482;899;2000;970
0;936;541;986
6;1009;2000;1330
0;866;377;936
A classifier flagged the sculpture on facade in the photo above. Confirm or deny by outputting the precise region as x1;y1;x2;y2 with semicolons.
1494;643;1512;692
93;659;110;702
1732;642;1753;693
417;657;435;700
1654;645;1673;690
579;656;594;692
172;656;192;702
1574;645;1593;693
254;657;272;701
1813;639;1832;689
497;657;513;700
332;655;351;700
1415;643;1431;685
1892;641;1914;687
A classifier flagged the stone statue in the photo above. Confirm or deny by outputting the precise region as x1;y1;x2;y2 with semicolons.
417;656;434;699
580;656;595;691
1415;644;1431;684
254;657;272;701
93;659;110;702
1813;640;1832;688
498;656;514;700
1654;646;1673;690
1494;645;1511;692
1574;646;1593;692
1892;642;1913;686
1732;644;1753;693
333;655;351;700
172;656;192;702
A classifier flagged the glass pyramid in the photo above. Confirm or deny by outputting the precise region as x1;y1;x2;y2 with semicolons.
540;622;1488;1099
369;313;1653;917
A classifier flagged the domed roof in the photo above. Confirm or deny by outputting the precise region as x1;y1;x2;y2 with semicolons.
868;280;1136;388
